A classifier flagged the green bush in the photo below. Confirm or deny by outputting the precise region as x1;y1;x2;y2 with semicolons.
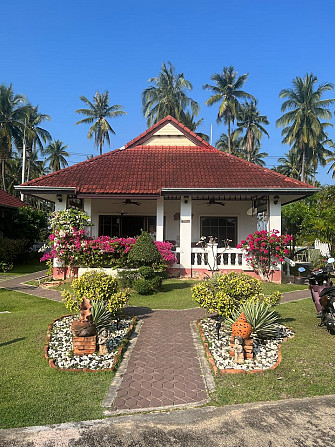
133;278;154;295
138;265;155;279
117;269;139;288
128;232;161;267
0;238;29;264
107;291;130;317
149;275;162;290
224;301;280;339
192;272;282;319
62;271;120;311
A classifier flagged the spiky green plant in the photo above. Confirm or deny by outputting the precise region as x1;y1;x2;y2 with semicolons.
90;301;112;329
224;301;280;339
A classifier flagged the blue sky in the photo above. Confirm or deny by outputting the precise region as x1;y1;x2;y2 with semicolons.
2;0;335;184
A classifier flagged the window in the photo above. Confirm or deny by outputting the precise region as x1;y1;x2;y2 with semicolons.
200;217;237;247
99;215;156;238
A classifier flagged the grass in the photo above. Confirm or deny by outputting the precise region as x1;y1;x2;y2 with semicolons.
210;298;335;406
260;282;307;294
0;262;47;278
0;289;113;429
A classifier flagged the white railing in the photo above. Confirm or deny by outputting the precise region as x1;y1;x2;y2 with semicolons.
173;246;251;270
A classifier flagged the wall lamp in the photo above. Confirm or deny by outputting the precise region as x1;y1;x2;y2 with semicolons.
56;194;63;203
184;196;189;204
273;195;279;205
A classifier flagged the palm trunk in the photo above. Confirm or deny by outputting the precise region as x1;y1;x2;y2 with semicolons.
227;116;231;155
1;158;6;191
301;145;306;183
247;130;253;162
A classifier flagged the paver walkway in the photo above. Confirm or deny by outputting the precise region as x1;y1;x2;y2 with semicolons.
0;270;62;302
107;307;209;413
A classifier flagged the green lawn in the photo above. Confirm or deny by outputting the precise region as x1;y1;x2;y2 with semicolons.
0;289;113;429
260;282;307;294
210;298;335;406
0;262;47;279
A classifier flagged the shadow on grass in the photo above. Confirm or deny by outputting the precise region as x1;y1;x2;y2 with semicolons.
0;337;26;348
123;306;154;318
279;317;296;323
160;282;195;292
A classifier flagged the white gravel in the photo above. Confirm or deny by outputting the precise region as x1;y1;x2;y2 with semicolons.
47;315;133;370
200;317;294;371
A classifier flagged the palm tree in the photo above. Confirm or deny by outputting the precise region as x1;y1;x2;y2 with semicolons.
236;101;270;162
19;105;51;182
182;112;209;142
44;140;69;172
326;150;335;179
275;149;313;183
215;130;243;155
75;91;126;156
0;84;27;190
142;62;200;127
6;154;22;196
310;134;334;185
247;144;268;167
203;66;254;154
276;73;335;182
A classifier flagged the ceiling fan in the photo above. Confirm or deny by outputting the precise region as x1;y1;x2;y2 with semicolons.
201;198;225;206
123;199;141;206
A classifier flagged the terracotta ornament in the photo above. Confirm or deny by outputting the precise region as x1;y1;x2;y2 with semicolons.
232;312;252;339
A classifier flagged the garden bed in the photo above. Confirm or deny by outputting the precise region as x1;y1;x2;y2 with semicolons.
198;316;294;374
45;314;137;371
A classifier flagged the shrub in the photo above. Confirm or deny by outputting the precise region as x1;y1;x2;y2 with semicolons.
138;266;155;279
107;291;130;317
128;232;161;267
149;275;162;290
90;301;112;329
192;272;282;319
0;238;29;264
62;271;119;311
224;301;280;339
133;278;154;295
117;269;139;288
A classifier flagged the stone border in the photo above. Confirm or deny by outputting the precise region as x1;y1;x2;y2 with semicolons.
44;314;138;373
197;319;290;375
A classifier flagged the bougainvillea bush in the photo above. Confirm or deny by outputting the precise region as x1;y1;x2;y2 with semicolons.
41;210;177;271
237;230;293;281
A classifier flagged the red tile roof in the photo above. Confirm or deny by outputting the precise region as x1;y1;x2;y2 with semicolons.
0;189;26;208
21;144;314;195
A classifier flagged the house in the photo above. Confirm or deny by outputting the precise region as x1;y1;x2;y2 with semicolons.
16;115;317;281
0;189;26;238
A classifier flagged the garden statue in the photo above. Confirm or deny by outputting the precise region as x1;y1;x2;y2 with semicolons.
229;312;254;363
97;328;110;355
71;297;97;338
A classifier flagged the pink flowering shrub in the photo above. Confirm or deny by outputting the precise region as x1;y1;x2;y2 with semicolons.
41;210;177;270
237;230;292;281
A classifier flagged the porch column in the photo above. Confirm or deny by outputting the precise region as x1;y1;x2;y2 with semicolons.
83;199;93;237
267;195;281;233
179;196;192;274
156;197;164;241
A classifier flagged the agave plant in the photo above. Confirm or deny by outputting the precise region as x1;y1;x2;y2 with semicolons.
224;301;280;339
90;301;112;329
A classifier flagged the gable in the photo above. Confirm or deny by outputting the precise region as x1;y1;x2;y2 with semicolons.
144;123;197;146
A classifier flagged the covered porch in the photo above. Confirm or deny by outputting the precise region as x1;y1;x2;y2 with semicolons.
51;188;283;279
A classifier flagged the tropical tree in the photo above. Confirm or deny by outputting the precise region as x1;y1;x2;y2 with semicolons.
203;66;254;154
15;105;52;183
44;140;69;172
0;84;27;190
75;91;126;156
243;144;268;166
182;112;209;141
236;101;270;162
326;151;335;179
142;61;200;127
276;73;335;182
215;130;243;155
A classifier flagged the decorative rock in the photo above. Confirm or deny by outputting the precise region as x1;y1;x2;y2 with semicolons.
71;320;97;337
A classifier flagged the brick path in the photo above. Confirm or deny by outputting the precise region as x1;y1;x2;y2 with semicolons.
106;307;210;413
0;270;63;302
